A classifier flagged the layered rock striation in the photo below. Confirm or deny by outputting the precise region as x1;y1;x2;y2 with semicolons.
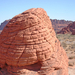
0;8;68;75
0;19;73;33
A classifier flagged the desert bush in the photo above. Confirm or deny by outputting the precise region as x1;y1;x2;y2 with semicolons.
69;62;74;66
61;42;67;48
69;56;75;59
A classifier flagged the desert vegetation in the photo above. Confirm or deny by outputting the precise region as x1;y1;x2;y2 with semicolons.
56;34;75;66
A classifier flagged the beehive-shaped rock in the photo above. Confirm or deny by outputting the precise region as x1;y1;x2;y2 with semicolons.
0;8;68;75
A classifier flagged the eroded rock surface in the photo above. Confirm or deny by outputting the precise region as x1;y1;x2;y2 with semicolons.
0;8;68;75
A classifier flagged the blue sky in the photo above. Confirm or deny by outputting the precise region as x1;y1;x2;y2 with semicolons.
0;0;75;24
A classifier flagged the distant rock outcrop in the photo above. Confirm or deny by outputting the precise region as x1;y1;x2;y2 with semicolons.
57;22;75;34
51;19;73;32
72;29;75;35
0;8;68;75
0;20;10;30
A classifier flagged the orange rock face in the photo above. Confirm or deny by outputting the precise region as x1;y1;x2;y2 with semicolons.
0;8;68;75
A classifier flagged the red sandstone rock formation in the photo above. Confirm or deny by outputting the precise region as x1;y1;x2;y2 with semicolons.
51;19;73;32
0;8;68;75
72;29;75;35
57;22;75;34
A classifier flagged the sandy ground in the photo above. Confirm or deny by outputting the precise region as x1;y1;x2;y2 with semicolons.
67;53;75;75
56;34;75;75
68;66;75;75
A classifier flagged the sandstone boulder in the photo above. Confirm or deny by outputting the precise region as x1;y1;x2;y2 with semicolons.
0;8;68;75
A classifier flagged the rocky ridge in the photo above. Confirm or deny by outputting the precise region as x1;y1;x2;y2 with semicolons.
0;8;68;75
51;19;73;32
57;22;75;35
